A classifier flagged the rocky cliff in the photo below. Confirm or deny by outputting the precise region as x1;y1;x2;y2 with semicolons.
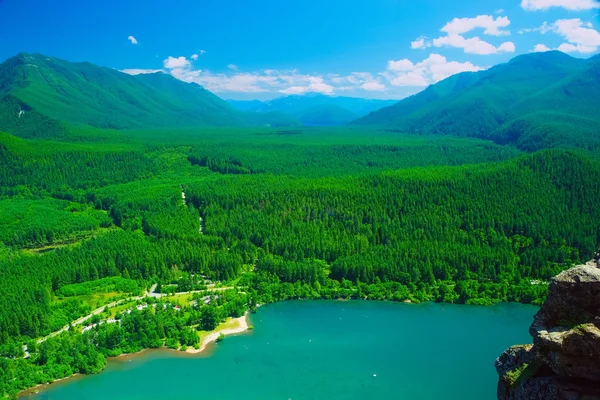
496;262;600;399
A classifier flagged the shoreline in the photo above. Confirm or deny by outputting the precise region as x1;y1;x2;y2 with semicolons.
186;312;250;354
18;313;251;398
16;301;536;398
18;374;81;398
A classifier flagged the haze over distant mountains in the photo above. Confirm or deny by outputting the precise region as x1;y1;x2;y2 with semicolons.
228;94;398;126
353;51;600;152
1;51;599;152
0;53;298;138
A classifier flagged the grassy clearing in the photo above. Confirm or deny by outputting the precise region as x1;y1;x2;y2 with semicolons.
21;227;117;254
162;293;194;306
53;292;121;309
108;301;139;318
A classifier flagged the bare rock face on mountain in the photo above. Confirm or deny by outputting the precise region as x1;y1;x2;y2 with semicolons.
496;262;600;400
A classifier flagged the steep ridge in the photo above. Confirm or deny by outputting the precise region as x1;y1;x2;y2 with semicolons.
0;53;296;137
353;52;599;151
496;261;600;399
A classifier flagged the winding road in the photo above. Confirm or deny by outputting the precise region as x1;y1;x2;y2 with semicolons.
34;284;233;345
24;188;216;354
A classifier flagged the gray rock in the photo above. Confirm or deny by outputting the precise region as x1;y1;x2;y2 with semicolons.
496;345;535;378
497;263;600;400
538;324;600;381
503;376;600;400
531;265;600;335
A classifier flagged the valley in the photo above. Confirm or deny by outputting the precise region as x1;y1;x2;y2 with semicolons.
0;48;599;400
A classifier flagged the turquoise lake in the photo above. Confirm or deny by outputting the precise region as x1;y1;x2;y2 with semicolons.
24;301;536;400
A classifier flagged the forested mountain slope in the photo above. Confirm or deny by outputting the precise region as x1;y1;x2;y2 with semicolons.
2;124;600;396
229;93;397;126
0;53;296;138
353;52;600;151
2;127;599;343
2;51;600;397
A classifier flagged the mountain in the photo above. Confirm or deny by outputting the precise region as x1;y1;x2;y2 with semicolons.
228;99;264;112
295;104;359;126
0;53;297;138
353;51;600;151
229;93;397;126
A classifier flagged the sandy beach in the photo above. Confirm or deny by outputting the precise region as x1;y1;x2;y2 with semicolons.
186;312;250;354
19;313;251;397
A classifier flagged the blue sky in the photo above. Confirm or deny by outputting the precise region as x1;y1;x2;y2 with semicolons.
0;0;599;100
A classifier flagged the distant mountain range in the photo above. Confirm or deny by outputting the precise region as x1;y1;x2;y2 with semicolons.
1;51;599;151
229;94;398;126
0;53;298;138
353;51;600;151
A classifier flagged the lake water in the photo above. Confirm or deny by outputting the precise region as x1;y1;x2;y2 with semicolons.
24;301;536;400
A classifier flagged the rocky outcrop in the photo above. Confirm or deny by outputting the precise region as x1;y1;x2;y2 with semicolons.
496;263;600;400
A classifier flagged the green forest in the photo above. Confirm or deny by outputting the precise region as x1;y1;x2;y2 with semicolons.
1;50;600;399
2;123;600;397
355;52;600;152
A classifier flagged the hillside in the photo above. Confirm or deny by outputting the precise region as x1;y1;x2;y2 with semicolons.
0;53;297;138
229;93;397;126
2;125;600;397
353;51;600;151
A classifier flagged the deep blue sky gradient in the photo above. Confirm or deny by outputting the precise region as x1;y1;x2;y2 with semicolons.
0;0;598;99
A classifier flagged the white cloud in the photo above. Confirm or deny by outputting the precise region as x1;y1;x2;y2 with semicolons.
199;49;207;55
411;37;431;49
279;76;335;95
325;72;387;92
172;69;277;93
533;44;552;52
150;52;481;96
540;19;600;53
163;56;191;69
361;80;386;91
521;0;600;11
161;56;337;94
227;64;239;71
127;36;138;45
279;86;308;95
555;19;600;52
519;23;551;34
309;82;335;94
389;71;431;87
496;9;505;14
430;15;515;55
121;69;163;75
279;80;335;95
441;15;511;36
557;43;585;52
433;34;515;54
499;42;517;52
385;53;484;87
388;59;415;72
191;54;199;60
329;74;346;84
538;22;553;34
